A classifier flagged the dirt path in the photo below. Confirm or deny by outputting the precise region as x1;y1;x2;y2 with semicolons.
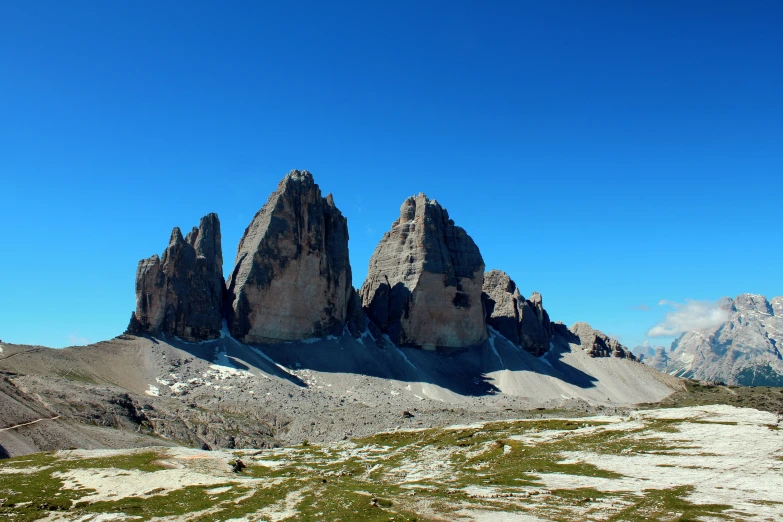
0;415;60;432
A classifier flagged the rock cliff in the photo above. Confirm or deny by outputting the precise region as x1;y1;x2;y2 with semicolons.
567;322;635;359
481;270;551;355
360;194;487;349
226;170;352;343
129;213;225;341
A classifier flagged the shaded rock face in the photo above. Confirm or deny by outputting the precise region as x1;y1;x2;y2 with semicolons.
568;322;635;360
481;270;551;356
226;170;352;343
130;213;225;341
663;293;783;386
360;194;487;349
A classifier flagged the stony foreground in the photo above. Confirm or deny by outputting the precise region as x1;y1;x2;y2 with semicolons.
1;404;781;521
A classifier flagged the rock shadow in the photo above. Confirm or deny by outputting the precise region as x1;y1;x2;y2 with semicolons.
0;444;9;459
247;330;600;397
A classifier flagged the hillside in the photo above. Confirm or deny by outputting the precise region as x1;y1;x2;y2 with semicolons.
0;326;680;458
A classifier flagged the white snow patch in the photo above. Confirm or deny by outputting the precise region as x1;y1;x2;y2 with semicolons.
206;348;254;380
145;385;160;397
0;345;4;354
488;333;504;368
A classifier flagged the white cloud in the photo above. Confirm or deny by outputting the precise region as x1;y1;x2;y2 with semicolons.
647;299;730;337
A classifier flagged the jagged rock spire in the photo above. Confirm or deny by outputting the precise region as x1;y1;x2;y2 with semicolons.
482;269;552;356
129;213;225;341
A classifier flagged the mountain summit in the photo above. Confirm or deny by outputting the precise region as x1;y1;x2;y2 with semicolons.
647;293;783;385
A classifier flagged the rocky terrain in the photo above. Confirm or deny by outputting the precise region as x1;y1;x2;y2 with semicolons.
1;169;670;462
1;404;780;521
3;169;782;519
643;293;783;386
0;323;676;460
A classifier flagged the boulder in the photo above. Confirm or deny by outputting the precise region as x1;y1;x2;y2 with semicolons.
129;213;225;341
481;270;551;355
360;193;487;349
226;170;352;343
568;322;635;360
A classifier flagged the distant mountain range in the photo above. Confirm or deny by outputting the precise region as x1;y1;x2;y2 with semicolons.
638;294;783;386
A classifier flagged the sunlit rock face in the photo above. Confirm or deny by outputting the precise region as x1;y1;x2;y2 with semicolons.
130;213;225;341
226;170;352;343
360;193;487;349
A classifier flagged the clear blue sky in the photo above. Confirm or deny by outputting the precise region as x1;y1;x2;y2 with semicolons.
1;2;781;349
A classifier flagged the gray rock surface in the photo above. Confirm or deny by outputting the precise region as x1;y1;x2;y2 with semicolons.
648;346;670;371
482;270;551;355
661;293;783;385
129;213;225;341
226;170;352;343
568;322;635;359
360;194;487;349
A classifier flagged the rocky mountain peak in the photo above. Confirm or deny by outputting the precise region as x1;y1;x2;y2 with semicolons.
226;170;352;343
733;293;773;315
568;322;634;359
482;270;552;356
129;213;225;341
360;193;487;349
650;292;783;385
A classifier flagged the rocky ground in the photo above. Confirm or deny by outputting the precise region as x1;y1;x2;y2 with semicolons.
1;404;780;521
0;329;680;458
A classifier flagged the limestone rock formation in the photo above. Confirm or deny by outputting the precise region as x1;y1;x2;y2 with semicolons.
661;293;783;386
226;170;352;343
360;193;487;349
568;322;635;359
129;213;225;341
481;269;551;355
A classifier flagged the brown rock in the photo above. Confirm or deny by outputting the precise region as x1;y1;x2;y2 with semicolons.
360;193;487;349
568;322;635;359
226;170;352;343
129;213;225;341
482;270;551;355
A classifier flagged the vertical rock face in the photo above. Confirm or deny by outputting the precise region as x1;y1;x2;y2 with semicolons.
226;170;352;343
130;213;225;341
481;270;551;355
568;322;635;359
360;194;487;349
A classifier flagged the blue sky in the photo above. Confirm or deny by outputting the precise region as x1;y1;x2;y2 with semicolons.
1;1;781;349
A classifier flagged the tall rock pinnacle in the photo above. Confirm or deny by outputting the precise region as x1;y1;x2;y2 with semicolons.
360;193;487;349
226;170;352;343
129;213;225;341
482;269;552;355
